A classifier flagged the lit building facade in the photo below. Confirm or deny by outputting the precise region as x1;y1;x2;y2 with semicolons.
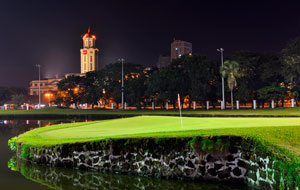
170;40;192;60
80;28;99;73
29;78;62;95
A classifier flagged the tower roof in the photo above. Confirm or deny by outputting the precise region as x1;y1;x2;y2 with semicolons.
82;27;96;39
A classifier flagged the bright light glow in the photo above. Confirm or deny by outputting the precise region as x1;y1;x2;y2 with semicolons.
45;93;53;97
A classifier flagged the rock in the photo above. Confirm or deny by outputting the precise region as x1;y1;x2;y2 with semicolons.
232;167;242;176
206;154;216;162
218;168;231;179
207;168;217;176
226;154;235;162
187;160;194;168
214;163;223;170
184;168;194;176
237;159;246;168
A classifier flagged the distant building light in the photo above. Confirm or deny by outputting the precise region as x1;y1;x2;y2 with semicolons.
179;54;182;57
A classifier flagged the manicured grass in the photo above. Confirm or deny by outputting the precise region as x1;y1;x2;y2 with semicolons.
3;107;300;116
16;116;300;161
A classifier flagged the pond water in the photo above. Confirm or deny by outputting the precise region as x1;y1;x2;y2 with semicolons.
0;119;256;190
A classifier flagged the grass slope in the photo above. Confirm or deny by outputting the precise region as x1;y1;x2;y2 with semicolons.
3;107;300;116
16;116;300;161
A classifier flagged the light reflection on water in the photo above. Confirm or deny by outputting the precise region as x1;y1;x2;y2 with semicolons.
1;119;255;190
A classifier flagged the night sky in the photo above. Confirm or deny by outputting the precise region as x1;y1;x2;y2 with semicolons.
1;0;300;87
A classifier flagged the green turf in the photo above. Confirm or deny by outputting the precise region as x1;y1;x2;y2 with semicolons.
16;116;300;161
3;107;300;116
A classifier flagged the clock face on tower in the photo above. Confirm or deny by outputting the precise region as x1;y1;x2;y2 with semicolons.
83;50;87;55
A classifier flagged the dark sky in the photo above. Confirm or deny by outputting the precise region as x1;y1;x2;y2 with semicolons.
1;0;300;87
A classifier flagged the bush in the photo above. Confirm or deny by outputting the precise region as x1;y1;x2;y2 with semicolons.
8;137;17;151
7;157;17;171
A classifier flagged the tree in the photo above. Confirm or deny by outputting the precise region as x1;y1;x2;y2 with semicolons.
56;76;82;107
220;60;241;109
182;54;219;108
11;94;24;109
281;36;300;103
103;62;145;108
257;85;286;107
80;71;105;108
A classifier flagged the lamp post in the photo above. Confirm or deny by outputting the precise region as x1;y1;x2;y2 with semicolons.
45;93;53;107
217;48;225;110
118;58;125;110
35;64;41;109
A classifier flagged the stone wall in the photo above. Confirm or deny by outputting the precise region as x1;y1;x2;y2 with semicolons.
17;136;299;189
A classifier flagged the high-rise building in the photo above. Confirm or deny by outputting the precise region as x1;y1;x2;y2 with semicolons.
170;39;192;60
80;28;99;73
157;54;171;68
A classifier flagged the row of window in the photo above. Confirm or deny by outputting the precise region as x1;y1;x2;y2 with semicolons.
85;41;95;48
31;83;48;87
83;63;94;72
84;56;93;61
31;90;46;95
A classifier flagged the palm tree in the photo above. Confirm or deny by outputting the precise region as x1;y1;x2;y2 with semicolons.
220;60;241;109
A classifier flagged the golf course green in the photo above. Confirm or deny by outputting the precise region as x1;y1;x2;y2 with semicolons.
4;107;300;117
15;116;300;160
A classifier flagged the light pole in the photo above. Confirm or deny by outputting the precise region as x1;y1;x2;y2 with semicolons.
217;48;225;110
45;93;53;107
118;58;125;110
35;64;41;109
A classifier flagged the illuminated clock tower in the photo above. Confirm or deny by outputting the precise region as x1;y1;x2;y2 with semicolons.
80;28;99;73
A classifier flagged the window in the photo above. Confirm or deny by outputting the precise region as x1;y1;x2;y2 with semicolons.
90;56;93;62
84;56;86;62
33;91;36;95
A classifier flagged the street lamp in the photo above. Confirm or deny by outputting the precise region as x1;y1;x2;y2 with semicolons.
45;93;53;107
118;58;125;110
35;64;41;109
217;48;225;110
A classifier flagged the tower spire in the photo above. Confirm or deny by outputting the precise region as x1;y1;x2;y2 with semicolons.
88;26;90;33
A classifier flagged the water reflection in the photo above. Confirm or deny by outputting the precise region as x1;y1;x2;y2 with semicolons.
8;157;254;190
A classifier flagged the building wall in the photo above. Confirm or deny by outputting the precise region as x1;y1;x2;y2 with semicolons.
80;34;99;73
170;40;192;60
29;78;62;95
157;55;171;68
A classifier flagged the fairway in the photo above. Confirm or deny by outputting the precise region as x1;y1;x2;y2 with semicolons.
39;116;300;139
15;116;300;153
